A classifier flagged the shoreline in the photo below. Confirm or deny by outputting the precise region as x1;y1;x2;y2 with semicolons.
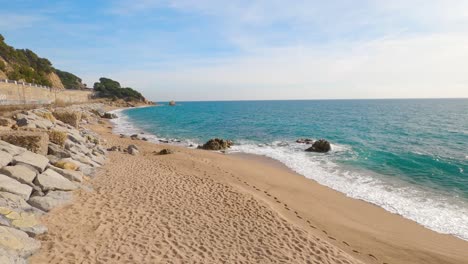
29;107;468;263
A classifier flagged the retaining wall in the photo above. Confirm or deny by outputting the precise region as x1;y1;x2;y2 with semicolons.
0;81;92;105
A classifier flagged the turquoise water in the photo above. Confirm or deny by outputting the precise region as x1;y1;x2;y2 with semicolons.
112;99;468;240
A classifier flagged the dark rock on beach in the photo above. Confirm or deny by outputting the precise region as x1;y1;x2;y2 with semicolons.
199;138;233;150
305;139;331;153
158;149;173;155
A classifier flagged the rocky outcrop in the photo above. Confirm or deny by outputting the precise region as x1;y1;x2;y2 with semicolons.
199;138;233;151
169;100;176;106
305;139;331;153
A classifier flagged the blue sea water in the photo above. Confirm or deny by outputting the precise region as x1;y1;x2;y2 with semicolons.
111;99;468;240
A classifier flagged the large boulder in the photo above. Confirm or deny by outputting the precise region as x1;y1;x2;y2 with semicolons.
0;208;47;237
0;140;25;156
13;151;49;172
52;110;82;128
199;138;233;150
34;169;77;191
127;145;139;155
305;139;331;153
47;143;71;159
47;165;83;182
28;191;72;212
0;226;41;258
0;151;13;167
0;174;33;200
0;131;49;155
0;192;33;212
0;165;37;186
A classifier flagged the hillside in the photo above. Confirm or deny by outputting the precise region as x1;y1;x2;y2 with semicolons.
0;34;85;89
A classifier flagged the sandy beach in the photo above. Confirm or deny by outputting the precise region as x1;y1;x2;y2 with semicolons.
29;121;468;264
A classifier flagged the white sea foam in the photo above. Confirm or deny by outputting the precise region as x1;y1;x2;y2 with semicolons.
231;143;468;241
111;109;468;241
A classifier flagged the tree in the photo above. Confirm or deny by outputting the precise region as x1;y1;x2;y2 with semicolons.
93;77;145;101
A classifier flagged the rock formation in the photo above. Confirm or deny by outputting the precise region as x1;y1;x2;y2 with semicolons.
305;139;331;153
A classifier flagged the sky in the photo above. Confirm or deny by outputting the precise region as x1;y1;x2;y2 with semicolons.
1;0;467;101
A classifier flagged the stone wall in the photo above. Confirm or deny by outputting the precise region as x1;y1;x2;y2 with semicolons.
0;82;92;105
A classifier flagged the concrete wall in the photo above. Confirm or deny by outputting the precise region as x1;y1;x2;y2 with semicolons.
0;82;92;105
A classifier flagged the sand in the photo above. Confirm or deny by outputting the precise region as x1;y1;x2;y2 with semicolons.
29;122;468;264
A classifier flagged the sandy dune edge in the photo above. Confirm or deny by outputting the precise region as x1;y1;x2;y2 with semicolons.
30;123;468;264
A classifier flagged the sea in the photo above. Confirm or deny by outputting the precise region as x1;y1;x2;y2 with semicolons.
110;99;468;240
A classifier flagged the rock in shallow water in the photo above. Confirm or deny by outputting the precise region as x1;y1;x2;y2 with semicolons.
305;139;331;153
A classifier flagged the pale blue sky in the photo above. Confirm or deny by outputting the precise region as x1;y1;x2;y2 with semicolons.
1;1;467;101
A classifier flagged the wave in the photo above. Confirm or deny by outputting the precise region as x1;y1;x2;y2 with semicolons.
111;108;468;241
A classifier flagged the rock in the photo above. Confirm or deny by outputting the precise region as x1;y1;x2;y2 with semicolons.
53;159;78;171
47;165;83;182
0;174;32;200
0;118;14;127
47;130;67;147
47;143;71;158
34;169;77;191
107;146;119;151
296;138;314;144
0;165;37;186
0;192;33;212
0;131;49;155
13;151;49;172
128;144;138;151
0;209;47;237
0;226;41;258
130;134;139;140
28;191;72;212
158;149;173;155
142;137;148;141
0;140;25;156
169;100;176;106
52;110;82;128
305;139;331;153
0;150;13;167
128;145;139;155
199;138;233;150
15;118;31;128
102;112;117;119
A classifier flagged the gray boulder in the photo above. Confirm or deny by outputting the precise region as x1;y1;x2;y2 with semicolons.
0;140;25;156
0;192;33;212
48;143;71;158
0;226;41;258
0;174;32;200
47;165;83;183
34;169;77;191
28;191;72;212
0;165;37;186
13;151;49;172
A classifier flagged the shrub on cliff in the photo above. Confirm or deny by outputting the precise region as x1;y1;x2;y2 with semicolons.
93;77;145;102
56;70;86;90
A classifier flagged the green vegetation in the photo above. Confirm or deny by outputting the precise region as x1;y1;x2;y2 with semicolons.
0;34;86;89
94;77;145;101
55;69;84;89
0;34;53;86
